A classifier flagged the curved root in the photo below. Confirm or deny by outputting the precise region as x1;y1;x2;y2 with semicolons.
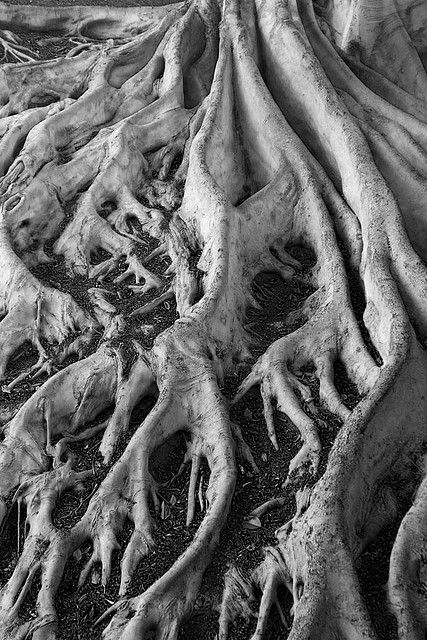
0;0;426;639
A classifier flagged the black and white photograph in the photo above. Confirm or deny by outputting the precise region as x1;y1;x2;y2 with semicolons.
0;0;425;638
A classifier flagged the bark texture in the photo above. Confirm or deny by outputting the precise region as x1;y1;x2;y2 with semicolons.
0;0;426;639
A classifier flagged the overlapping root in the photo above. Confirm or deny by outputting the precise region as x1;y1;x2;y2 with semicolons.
0;198;95;390
0;325;236;640
0;30;37;64
0;3;236;638
234;186;379;483
0;0;427;639
0;2;185;43
216;1;427;638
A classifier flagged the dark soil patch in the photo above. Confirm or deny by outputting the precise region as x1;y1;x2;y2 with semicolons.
2;340;39;384
358;526;399;640
1;29;78;64
178;257;343;640
333;359;362;410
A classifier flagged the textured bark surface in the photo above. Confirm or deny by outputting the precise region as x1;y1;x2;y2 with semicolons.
0;0;426;639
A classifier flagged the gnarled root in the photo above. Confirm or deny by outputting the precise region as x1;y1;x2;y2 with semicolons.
0;322;236;640
0;30;37;64
0;346;118;513
0;0;427;639
389;456;427;640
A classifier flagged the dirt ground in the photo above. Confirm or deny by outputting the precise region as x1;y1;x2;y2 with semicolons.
0;8;398;640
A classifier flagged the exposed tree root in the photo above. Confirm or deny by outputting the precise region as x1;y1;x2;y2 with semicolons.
0;30;38;64
0;0;426;638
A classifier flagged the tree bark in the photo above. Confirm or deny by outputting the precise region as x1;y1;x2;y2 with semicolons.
0;0;426;639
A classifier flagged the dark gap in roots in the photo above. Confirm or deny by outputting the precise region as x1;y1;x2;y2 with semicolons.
182;29;209;110
286;243;317;271
188;248;205;304
57;148;73;165
285;362;343;484
32;238;97;319
130;219;160;253
149;431;187;485
98;200;117;220
338;241;383;366
185;379;298;639
3;29;81;61
58;193;81;231
90;247;112;266
110;338;139;380
245;266;315;363
2;341;39;387
333;359;362;409
196;258;345;638
97;456;212;610
148;148;184;183
33;214;175;355
357;521;400;640
132;223;173;276
0;403;22;432
169;151;184;177
29;92;60;109
52;397;156;531
17;566;42;625
347;269;383;366
126;463;206;600
0;390;33;425
51;465;108;532
356;458;423;640
232;94;274;207
0;501;27;588
243;582;291;640
56;544;106;640
178;607;219;640
410;321;427;354
69;84;87;101
54;399;158;637
105;453;211;603
188;248;203;274
64;128;101;158
129;292;179;350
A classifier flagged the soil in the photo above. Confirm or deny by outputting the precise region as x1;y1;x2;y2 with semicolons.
0;13;403;640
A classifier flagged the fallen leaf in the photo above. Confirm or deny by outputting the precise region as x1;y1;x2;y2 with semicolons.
161;502;170;520
73;549;82;562
243;516;262;530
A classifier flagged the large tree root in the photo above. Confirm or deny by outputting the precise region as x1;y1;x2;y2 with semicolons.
0;0;426;639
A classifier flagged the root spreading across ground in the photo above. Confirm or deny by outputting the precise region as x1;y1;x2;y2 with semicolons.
0;1;426;639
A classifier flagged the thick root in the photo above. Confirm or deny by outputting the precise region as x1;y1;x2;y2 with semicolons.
0;0;426;639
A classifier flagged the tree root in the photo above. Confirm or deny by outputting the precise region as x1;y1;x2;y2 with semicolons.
0;198;95;384
0;0;426;639
0;2;185;42
0;30;37;64
389;456;427;640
